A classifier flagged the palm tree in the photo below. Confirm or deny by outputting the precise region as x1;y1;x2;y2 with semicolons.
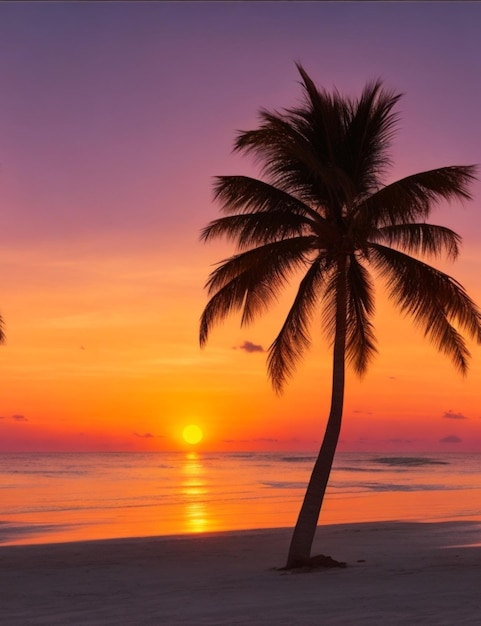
199;65;481;569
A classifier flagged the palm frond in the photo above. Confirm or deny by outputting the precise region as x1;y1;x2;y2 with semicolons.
234;111;353;211
372;223;461;260
362;166;477;226
0;316;5;344
267;257;328;393
318;263;342;346
200;237;315;346
294;66;402;199
345;79;401;193
200;212;313;250
212;175;321;222
292;64;347;174
205;236;315;295
369;243;481;373
345;256;377;374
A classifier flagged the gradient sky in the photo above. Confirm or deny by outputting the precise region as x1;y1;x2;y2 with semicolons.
1;2;480;453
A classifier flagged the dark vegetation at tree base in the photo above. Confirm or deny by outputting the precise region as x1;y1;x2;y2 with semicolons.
279;554;347;571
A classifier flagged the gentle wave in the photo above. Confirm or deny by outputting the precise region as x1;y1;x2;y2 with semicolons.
336;466;384;473
370;456;450;467
351;482;464;493
5;469;90;476
260;481;307;489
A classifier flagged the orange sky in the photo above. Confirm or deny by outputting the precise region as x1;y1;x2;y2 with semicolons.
2;236;480;453
1;3;480;452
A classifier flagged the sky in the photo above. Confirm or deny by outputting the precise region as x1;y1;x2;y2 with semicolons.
0;1;480;453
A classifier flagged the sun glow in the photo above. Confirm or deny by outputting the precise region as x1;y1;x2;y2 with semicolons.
182;424;203;445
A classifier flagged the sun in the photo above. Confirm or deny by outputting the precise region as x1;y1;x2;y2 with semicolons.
182;424;203;445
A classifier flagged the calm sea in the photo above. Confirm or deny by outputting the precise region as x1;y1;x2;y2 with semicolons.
1;451;480;546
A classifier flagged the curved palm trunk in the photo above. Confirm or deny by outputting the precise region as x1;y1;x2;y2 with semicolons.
286;265;347;568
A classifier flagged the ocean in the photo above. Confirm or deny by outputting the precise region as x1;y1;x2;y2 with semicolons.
1;451;480;546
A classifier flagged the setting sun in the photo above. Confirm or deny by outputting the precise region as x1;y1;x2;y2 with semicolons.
182;424;203;445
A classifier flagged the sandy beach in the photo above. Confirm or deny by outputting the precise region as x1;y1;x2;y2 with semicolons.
1;521;480;625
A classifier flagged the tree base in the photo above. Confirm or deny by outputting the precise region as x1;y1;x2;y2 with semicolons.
281;554;347;571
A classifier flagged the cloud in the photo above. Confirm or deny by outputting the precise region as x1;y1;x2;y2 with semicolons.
236;341;265;353
134;432;155;438
440;435;462;444
12;415;28;422
442;410;467;420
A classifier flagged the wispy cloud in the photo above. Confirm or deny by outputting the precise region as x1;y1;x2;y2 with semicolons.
12;414;28;422
0;414;28;422
440;435;462;444
442;410;467;420
235;341;265;353
134;432;161;439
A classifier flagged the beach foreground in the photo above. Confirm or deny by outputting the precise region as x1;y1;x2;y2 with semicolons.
1;521;480;625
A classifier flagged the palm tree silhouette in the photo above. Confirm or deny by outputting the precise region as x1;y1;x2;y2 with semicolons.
199;65;481;568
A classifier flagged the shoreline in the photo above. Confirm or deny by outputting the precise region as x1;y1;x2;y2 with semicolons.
1;520;481;625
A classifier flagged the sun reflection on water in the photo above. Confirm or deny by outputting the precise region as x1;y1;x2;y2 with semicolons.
181;452;209;532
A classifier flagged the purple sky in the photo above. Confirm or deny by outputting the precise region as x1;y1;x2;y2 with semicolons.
1;2;480;248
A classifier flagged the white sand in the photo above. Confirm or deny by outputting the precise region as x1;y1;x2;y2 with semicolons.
1;521;481;625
